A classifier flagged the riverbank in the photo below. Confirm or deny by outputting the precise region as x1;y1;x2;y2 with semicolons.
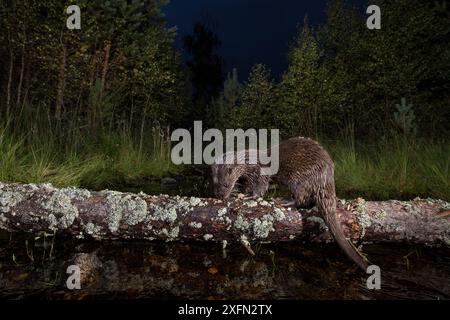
0;126;448;201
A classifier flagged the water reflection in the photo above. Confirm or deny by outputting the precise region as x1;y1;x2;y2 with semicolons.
1;231;449;299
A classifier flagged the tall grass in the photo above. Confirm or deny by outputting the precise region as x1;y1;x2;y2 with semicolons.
327;136;449;201
0;106;176;190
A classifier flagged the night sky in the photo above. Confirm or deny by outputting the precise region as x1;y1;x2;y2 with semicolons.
164;0;367;79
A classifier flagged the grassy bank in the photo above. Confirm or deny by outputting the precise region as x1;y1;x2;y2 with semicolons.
328;138;449;201
0;120;448;200
0;121;177;190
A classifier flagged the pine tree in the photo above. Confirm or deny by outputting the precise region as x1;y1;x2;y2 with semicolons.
238;64;278;130
183;22;224;124
279;18;323;137
210;68;241;129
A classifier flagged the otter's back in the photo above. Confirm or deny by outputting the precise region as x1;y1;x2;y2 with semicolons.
276;137;334;185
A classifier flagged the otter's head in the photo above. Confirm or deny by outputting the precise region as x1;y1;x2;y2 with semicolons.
211;164;239;200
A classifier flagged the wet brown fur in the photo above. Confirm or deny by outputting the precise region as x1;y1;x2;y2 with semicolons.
211;137;369;271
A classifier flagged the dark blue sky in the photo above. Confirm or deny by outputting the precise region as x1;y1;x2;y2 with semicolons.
164;0;366;79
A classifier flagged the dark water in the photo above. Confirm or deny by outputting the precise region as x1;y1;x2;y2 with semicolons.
1;232;450;300
1;176;449;300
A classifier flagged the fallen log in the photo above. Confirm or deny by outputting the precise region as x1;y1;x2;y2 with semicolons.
0;182;449;245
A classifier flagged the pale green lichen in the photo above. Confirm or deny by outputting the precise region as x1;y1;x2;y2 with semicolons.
0;214;8;230
203;233;213;240
47;214;58;230
41;183;56;191
169;226;180;239
189;197;202;206
432;199;450;210
353;198;370;239
0;190;24;214
25;183;40;191
273;208;286;221
84;222;102;235
63;187;91;200
217;208;227;217
245;200;258;207
259;200;270;206
150;204;178;224
103;191;148;232
174;196;195;211
214;208;232;230
158;226;180;240
375;209;387;219
122;196;147;225
189;221;202;229
253;215;275;238
43;189;84;230
151;196;195;222
41;187;92;230
224;216;232;227
234;215;250;231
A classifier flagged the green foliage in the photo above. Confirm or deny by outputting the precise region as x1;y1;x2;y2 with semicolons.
233;64;278;129
209;68;242;129
0;0;187;127
316;0;450;137
278;18;325;137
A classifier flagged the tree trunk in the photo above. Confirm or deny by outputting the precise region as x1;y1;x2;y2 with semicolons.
88;50;99;128
100;40;111;93
6;46;14;118
55;45;67;121
16;43;25;107
0;182;449;245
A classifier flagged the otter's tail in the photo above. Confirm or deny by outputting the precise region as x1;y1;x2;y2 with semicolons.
318;170;370;271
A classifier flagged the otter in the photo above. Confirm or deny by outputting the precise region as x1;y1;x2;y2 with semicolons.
211;149;270;200
211;137;369;271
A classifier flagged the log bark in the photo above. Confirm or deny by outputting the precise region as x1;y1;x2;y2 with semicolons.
0;182;449;245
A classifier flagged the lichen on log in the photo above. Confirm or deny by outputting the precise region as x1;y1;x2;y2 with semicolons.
0;182;449;246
